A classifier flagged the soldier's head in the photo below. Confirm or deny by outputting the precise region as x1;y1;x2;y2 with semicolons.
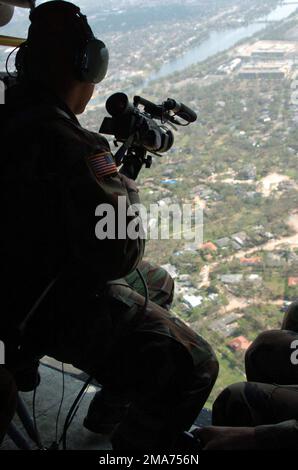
16;1;109;114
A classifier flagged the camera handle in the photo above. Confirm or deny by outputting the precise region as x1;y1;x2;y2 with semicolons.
115;137;153;180
120;147;152;180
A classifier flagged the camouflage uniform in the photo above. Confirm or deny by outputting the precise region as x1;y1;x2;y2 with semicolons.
124;260;175;310
212;301;298;449
2;82;218;450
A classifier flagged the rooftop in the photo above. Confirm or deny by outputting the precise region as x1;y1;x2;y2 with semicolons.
240;257;262;265
237;40;298;58
228;336;252;352
288;277;298;287
200;242;218;252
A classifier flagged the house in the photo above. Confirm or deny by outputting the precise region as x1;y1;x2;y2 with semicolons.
288;277;298;287
247;274;262;283
287;252;298;263
228;336;252;352
157;197;173;206
177;274;193;288
178;274;192;283
245;191;261;201
210;313;242;338
220;274;244;285
231;240;242;251
240;257;262;266
263;232;274;240
192;185;220;201
160;179;177;185
200;241;218;252
238;165;257;180
183;295;203;308
208;293;219;301
231;232;249;247
266;253;283;267
216;237;231;249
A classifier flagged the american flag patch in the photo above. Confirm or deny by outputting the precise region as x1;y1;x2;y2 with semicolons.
87;152;118;180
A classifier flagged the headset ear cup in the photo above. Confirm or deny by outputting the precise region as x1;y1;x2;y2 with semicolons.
15;42;28;78
79;40;109;84
73;45;84;81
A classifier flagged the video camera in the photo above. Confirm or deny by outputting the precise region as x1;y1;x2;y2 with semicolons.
99;92;197;180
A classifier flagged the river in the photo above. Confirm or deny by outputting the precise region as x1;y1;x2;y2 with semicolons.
146;0;298;84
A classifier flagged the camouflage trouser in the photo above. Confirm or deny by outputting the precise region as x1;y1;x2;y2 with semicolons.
212;301;298;430
21;260;218;450
124;260;175;310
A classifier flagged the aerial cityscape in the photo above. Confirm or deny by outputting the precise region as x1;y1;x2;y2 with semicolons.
1;0;298;405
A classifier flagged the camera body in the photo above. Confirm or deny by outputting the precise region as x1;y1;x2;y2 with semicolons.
100;92;197;154
99;92;197;179
100;92;175;154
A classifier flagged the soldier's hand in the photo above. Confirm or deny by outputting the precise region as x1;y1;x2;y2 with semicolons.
119;174;139;194
119;152;144;180
194;426;257;450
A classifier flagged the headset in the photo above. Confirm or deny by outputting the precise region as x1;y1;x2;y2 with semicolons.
15;1;109;84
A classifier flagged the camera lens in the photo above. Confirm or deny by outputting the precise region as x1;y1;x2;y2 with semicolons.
106;92;130;117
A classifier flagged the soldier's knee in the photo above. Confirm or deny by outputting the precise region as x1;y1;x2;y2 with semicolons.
212;383;247;426
160;267;175;302
145;262;175;308
159;265;174;283
282;300;298;332
245;331;271;372
192;342;219;389
245;330;279;363
247;329;292;360
245;330;292;381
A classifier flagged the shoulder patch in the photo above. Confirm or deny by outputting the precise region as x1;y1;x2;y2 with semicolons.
87;151;118;181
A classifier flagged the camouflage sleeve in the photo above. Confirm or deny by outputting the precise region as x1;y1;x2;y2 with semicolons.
63;134;145;281
255;420;298;449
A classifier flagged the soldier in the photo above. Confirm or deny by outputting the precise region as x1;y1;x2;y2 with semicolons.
1;1;218;450
195;301;298;450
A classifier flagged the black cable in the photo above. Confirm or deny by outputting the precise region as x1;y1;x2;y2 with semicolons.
54;363;65;446
60;376;93;450
5;46;19;78
64;384;89;432
109;271;149;315
61;378;92;449
32;386;43;449
136;267;149;315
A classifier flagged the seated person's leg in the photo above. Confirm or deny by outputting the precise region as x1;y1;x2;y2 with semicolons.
202;301;298;450
85;262;175;433
282;300;298;332
110;329;218;450
245;330;298;385
106;289;218;450
124;260;175;310
0;367;17;443
213;382;298;427
20;277;218;450
84;262;175;432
